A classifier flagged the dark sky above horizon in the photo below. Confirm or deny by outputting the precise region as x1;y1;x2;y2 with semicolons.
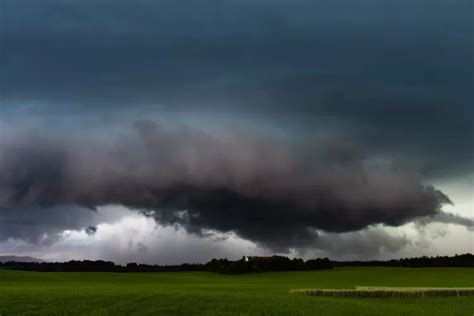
0;0;472;263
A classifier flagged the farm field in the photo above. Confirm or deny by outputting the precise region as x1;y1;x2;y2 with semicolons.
1;267;473;315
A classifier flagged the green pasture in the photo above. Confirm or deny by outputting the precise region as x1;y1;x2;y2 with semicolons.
1;267;473;315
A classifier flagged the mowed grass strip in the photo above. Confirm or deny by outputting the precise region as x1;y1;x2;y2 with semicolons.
291;286;474;298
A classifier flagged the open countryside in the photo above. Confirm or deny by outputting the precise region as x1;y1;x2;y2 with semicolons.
1;267;473;315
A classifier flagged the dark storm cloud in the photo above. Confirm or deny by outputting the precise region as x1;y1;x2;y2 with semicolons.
0;121;466;251
85;226;97;235
0;205;98;244
421;213;474;231
0;1;472;253
311;228;412;258
1;0;473;177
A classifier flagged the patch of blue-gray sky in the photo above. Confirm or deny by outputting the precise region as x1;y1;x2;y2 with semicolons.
1;0;472;176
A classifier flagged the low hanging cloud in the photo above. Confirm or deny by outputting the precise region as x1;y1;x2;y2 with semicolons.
0;120;466;252
419;212;474;231
85;226;97;235
312;228;412;258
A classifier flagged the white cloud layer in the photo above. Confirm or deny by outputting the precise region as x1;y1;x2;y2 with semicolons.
1;205;472;264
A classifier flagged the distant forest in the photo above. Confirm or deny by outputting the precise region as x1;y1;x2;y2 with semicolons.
0;254;472;274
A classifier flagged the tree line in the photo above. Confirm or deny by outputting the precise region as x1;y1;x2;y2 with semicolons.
334;253;474;268
0;254;472;274
205;256;332;274
0;255;331;274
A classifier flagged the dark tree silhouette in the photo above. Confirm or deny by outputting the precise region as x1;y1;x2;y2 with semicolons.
1;254;472;274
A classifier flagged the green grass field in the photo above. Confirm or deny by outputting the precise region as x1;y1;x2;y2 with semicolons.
1;267;473;315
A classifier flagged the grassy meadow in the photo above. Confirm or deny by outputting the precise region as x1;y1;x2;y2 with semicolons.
1;267;473;315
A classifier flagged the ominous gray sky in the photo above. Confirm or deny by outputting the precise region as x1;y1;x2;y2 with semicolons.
0;0;472;263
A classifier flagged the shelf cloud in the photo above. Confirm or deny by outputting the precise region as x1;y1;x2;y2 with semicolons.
0;0;472;259
0;121;466;251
